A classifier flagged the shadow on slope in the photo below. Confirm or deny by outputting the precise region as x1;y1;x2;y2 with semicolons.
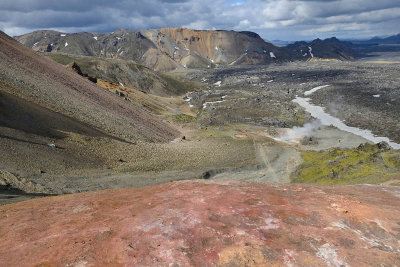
0;90;108;140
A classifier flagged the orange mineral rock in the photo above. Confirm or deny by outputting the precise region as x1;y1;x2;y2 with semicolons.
1;180;399;266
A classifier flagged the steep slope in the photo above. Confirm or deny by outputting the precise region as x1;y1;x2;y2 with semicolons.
1;180;399;266
15;28;356;70
0;30;178;142
0;30;184;196
0;30;181;181
44;53;196;97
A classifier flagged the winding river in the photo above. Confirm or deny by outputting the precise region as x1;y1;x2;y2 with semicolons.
293;85;400;149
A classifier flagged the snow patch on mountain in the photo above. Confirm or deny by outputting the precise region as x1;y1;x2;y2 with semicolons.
309;46;314;58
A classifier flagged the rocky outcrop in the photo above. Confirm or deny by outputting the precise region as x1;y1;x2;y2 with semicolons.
15;28;356;71
0;170;51;194
1;180;399;266
67;62;98;83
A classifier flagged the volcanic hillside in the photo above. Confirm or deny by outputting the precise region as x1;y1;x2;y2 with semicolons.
0;31;178;142
42;53;196;97
0;31;180;186
15;28;356;71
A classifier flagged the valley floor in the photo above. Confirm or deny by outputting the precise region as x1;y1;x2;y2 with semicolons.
2;61;400;204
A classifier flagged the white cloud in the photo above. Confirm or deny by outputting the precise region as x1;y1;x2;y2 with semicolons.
238;19;250;28
183;20;211;30
1;0;400;40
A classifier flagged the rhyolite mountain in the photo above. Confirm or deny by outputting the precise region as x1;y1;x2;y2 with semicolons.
15;28;356;71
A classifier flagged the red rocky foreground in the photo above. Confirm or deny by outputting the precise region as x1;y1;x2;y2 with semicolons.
1;180;400;266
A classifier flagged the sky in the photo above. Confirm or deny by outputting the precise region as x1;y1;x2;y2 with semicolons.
1;0;400;41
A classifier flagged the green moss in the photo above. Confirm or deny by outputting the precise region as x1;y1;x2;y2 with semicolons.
382;151;400;168
294;111;306;126
278;110;306;127
45;53;99;74
194;125;237;139
159;73;201;95
170;114;197;123
293;144;400;185
140;102;165;115
45;53;76;65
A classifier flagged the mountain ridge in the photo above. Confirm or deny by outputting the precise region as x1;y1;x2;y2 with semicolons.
15;28;356;71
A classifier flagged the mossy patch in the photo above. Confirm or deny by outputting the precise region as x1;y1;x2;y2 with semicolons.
294;111;306;126
160;73;203;95
278;109;306;127
293;143;400;185
170;114;197;123
382;151;400;168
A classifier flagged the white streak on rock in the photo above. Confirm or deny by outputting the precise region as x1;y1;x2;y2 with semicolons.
309;46;314;58
214;81;222;87
304;85;330;96
316;243;346;267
